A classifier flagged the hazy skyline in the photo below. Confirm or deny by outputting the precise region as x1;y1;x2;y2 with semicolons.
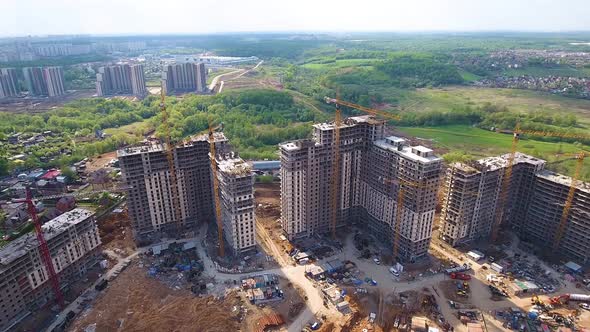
2;0;590;37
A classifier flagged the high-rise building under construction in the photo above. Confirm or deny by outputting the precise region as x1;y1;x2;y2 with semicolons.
118;132;256;254
279;116;443;262
440;153;590;263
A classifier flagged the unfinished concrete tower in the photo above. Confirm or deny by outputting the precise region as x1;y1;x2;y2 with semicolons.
216;154;256;254
280;115;443;261
0;209;101;331
439;153;545;246
117;133;227;242
523;170;590;263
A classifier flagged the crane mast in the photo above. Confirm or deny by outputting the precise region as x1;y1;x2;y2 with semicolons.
159;88;183;236
209;121;225;257
553;152;586;250
491;124;520;242
21;187;64;307
329;105;341;239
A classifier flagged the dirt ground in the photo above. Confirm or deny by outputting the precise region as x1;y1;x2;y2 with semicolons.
97;207;136;256
254;182;293;261
269;277;306;324
86;151;117;173
68;264;243;332
0;90;95;113
439;280;472;304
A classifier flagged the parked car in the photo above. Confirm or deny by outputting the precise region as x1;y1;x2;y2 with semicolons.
373;258;381;265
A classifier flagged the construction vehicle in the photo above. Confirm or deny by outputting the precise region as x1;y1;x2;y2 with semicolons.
208;119;225;257
323;96;402;240
450;272;472;280
549;294;571;306
159;87;183;237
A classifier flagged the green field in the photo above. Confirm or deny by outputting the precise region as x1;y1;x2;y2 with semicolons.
393;87;590;125
301;58;377;70
458;69;482;82
504;65;589;77
104;120;155;137
398;125;590;180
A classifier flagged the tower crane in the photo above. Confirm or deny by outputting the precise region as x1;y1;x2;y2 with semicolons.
159;87;183;236
324;97;402;240
491;126;590;242
208;119;224;257
13;184;130;308
552;151;589;251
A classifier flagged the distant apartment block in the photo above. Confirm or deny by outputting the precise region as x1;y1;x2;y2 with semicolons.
0;68;19;98
440;153;545;246
23;66;65;97
162;62;207;95
216;154;256;253
96;64;146;97
93;41;146;53
117;133;227;242
34;43;91;57
280;116;443;262
0;209;101;332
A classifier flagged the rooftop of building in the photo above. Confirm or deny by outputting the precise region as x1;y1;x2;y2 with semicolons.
477;152;546;171
374;136;442;164
0;208;94;267
312;115;385;132
450;162;480;174
217;154;252;176
117;132;227;157
536;169;590;193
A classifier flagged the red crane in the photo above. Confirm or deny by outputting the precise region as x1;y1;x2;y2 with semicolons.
16;187;64;307
13;184;131;308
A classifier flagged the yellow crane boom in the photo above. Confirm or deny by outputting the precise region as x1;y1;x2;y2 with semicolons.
324;97;402;121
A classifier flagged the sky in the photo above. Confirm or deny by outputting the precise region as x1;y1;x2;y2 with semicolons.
2;0;590;37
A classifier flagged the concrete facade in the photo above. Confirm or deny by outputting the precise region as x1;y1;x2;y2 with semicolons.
118;134;228;241
440;153;545;246
216;154;256;253
0;208;101;332
279;116;443;262
22;66;65;97
0;68;19;98
162;62;207;95
523;170;590;263
96;64;146;97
